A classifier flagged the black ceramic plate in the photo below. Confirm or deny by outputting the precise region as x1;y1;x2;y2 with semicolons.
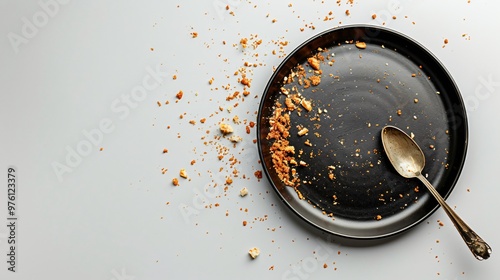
257;25;468;239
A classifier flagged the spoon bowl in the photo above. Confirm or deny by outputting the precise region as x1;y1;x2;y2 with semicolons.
381;125;491;260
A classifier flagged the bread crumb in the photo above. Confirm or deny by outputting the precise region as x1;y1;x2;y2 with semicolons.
375;215;382;220
228;135;243;143
355;42;367;49
307;57;321;71
172;178;179;186
248;247;260;259
176;90;183;100
298;127;309;136
243;220;248;226
372;14;377;19
220;123;234;135
301;99;312;111
163;148;168;153
309;75;321;86
179;169;188;179
240;187;249;197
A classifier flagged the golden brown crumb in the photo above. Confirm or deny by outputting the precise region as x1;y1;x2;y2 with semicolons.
163;148;168;153
345;9;350;16
323;263;328;269
243;220;248;226
375;215;382;220
241;77;251;87
191;32;198;38
301;99;312;111
411;73;416;77
225;177;233;185
309;75;321;86
240;38;248;48
298;127;309;136
372;14;377;19
444;38;449;44
179;169;188;179
99;147;103;151
172;178;179;186
355;42;367;49
307;57;321;71
176;90;183;99
396;109;402;116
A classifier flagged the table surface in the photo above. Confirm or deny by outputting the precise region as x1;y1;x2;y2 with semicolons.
1;1;499;279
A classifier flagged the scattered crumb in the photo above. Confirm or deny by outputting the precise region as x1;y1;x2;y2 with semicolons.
179;169;188;179
172;178;179;186
248;247;260;259
240;187;249;197
355;42;367;49
220;123;234;135
176;90;184;100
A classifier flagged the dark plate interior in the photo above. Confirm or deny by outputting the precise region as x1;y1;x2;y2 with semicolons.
257;25;468;239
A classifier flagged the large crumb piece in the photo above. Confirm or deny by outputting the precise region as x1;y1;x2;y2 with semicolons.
179;169;188;179
248;247;260;259
355;42;367;49
301;99;312;112
307;57;321;71
220;123;234;135
297;127;309;136
240;187;248;197
309;75;321;86
176;90;183;99
228;135;243;143
172;178;179;186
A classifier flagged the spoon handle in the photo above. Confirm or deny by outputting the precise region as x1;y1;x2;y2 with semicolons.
417;174;491;260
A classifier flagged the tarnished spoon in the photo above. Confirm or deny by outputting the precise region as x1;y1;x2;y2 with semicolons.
381;125;491;260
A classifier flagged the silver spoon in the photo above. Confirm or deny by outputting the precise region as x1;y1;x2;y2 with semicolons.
381;125;491;260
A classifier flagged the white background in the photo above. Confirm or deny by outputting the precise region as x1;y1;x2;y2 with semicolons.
1;1;499;279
